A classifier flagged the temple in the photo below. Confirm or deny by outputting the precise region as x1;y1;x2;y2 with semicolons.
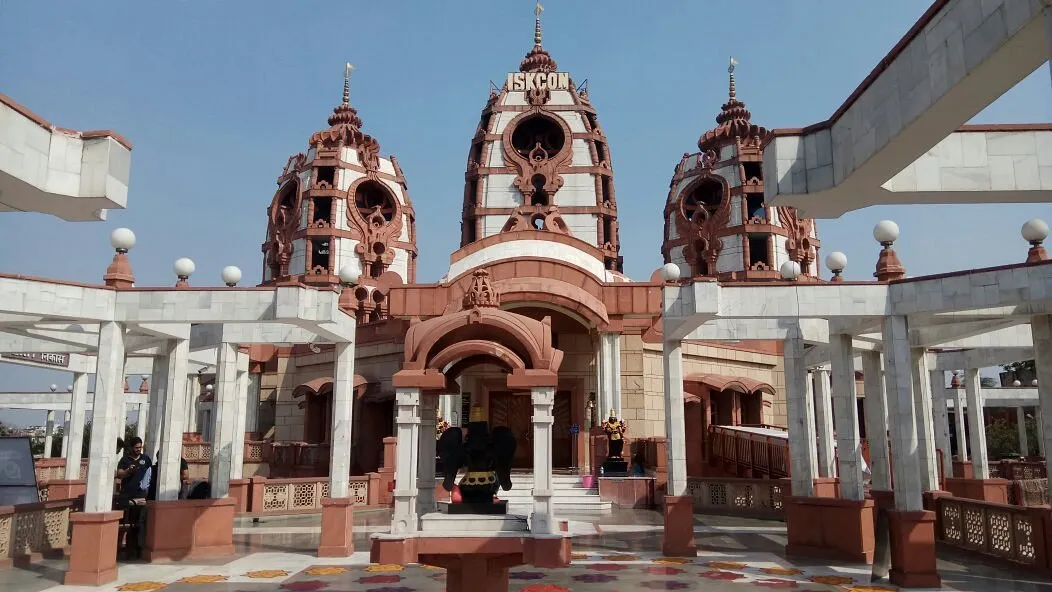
1;1;1052;591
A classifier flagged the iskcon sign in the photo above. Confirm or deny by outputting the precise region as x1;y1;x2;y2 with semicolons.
1;352;69;368
507;71;571;92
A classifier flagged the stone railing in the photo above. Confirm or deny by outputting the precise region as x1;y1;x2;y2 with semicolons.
708;426;790;479
266;442;330;477
687;477;785;519
181;440;265;464
0;499;78;565
249;475;372;515
182;441;213;462
936;495;1048;572
33;458;87;483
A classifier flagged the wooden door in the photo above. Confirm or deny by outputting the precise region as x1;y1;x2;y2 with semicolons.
552;391;572;469
489;392;533;468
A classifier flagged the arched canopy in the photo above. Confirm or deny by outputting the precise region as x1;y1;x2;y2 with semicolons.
394;270;563;393
684;373;775;397
292;375;369;404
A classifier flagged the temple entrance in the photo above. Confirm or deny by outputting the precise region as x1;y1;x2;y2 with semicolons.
489;390;573;470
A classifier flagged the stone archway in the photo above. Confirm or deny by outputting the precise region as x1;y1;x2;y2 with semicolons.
393;269;565;470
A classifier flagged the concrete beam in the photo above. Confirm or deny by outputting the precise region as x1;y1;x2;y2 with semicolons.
763;0;1049;218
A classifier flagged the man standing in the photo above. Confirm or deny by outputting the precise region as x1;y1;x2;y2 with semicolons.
116;437;153;504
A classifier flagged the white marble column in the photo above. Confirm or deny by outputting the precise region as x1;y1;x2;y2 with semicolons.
64;372;89;480
329;342;356;498
1038;406;1046;457
954;387;969;462
599;333;622;416
1018;407;1031;457
910;350;940;490
812;368;836;478
1036;316;1052;494
964;368;990;479
60;411;71;460
157;338;190;501
662;339;688;497
208;343;239;498
785;325;818;496
135;403;147;442
43;411;55;459
931;370;953;479
531;386;556;534
84;321;127;513
246;373;260;434
417;395;437;516
185;377;199;433
391;388;421;534
861;351;892;490
882;315;924;512
229;351;249;481
145;357;169;460
830;334;864;500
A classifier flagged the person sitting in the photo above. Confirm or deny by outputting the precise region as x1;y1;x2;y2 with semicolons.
115;437;153;505
145;454;191;501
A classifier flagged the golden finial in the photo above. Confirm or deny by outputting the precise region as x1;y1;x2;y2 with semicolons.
534;1;544;46
728;56;738;101
342;62;354;106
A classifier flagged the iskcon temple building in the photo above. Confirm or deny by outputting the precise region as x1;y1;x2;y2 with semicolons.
2;1;1052;591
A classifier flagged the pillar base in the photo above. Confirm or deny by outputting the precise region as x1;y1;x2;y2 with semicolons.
318;498;354;557
944;478;1010;504
143;498;235;562
45;480;87;502
812;477;839;498
888;509;941;589
661;495;697;557
64;511;122;586
784;496;874;564
228;479;250;514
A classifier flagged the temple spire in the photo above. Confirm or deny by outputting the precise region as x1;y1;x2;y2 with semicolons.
727;56;736;101
534;1;544;46
342;62;354;106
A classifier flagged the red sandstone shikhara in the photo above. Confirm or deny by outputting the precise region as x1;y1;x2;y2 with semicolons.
2;1;1052;590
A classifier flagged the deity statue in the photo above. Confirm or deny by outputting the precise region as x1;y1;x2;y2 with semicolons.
602;409;627;457
436;412;451;440
601;409;629;476
436;405;517;513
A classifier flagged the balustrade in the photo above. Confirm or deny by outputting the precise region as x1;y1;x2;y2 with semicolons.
686;477;784;519
937;496;1046;571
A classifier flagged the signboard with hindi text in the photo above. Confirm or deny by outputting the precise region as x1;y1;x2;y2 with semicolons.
1;352;70;368
0;437;40;505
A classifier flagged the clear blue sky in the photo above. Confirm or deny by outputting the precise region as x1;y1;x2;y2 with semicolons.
0;1;1049;425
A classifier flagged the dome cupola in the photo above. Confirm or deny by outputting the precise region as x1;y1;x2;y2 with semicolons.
261;64;418;322
458;3;623;275
661;59;821;281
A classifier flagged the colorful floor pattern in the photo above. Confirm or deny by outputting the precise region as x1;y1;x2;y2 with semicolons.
63;551;889;592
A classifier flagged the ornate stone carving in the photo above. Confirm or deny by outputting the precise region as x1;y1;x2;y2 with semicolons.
502;112;573;205
264;179;302;278
674;176;730;277
777;206;816;267
462;270;500;309
346;180;404;276
500;205;571;235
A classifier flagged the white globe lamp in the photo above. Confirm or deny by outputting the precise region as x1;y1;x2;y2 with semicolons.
825;251;847;281
779;260;800;281
338;265;361;286
221;265;242;287
873;220;900;246
110;228;136;253
660;262;681;282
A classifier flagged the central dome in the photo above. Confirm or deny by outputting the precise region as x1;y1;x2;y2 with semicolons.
457;4;623;275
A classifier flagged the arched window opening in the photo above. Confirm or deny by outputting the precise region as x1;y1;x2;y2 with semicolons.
530;174;549;206
511;116;565;160
748;235;770;268
355;181;396;224
313;197;332;226
682;178;724;224
310;239;330;273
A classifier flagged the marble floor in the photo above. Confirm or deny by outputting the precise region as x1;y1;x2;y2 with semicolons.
2;509;1050;591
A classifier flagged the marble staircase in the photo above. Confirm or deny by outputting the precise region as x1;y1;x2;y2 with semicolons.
437;472;612;515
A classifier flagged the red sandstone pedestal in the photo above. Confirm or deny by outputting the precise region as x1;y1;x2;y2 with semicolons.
812;477;839;498
65;511;122;586
784;496;874;563
661;495;697;557
45;480;87;502
144;498;236;562
318;498;354;557
944;478;1010;504
370;533;571;592
888;509;941;589
228;479;250;514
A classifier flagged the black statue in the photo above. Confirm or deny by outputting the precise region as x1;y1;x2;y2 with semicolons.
437;405;516;512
